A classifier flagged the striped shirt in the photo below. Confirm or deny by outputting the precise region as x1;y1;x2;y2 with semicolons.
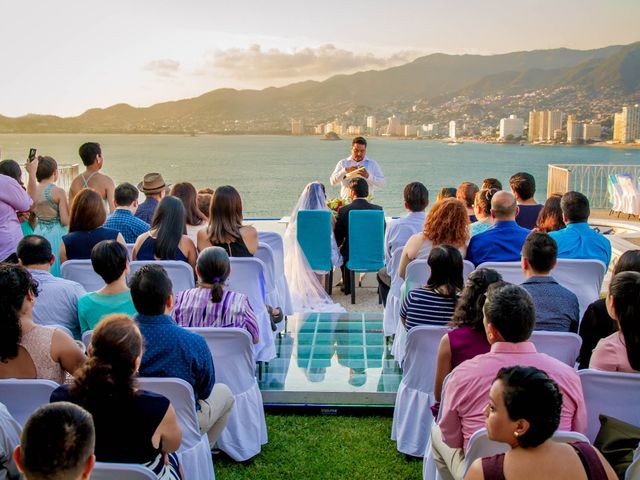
400;287;457;330
171;288;259;340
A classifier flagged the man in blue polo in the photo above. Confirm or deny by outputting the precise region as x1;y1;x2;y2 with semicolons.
466;191;530;266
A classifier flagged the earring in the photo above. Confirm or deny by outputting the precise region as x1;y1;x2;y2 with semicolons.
514;432;519;437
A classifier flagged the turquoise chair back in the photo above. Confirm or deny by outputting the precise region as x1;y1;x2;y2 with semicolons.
347;210;385;272
297;210;333;272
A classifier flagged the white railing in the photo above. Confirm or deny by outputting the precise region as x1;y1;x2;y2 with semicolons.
58;164;80;192
547;164;640;209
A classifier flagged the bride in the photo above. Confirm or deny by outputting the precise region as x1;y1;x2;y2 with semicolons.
284;182;345;313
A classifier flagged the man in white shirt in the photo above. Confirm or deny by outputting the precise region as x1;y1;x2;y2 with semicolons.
330;136;385;199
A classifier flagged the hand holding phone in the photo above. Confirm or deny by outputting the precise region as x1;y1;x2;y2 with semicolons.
28;148;37;163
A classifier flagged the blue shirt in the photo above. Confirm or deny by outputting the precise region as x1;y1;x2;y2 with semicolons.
466;220;530;266
549;222;611;269
135;314;215;402
521;275;579;332
105;209;150;244
135;198;159;225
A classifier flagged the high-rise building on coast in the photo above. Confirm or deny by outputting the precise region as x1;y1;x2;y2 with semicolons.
291;119;304;135
499;114;524;140
404;125;419;137
583;123;602;142
527;110;563;142
528;111;542;142
567;115;581;144
613;105;640;143
366;116;377;135
449;120;457;139
386;115;402;136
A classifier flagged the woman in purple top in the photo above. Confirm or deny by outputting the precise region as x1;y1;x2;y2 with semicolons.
171;246;259;343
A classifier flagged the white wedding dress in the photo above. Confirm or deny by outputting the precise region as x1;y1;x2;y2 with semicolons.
284;182;346;313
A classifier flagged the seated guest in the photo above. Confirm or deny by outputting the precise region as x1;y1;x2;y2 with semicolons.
60;189;125;262
68;142;115;213
520;232;579;332
130;264;234;447
0;264;85;383
469;189;496;237
437;187;457;202
456;182;479;222
78;241;137;333
51;315;182;478
534;193;565;233
377;182;428;305
197;192;212;219
465;191;530;266
590;271;640;373
434;269;502;403
104;182;150;244
549;191;611;268
510;172;543;229
172;246;259;343
579;249;640;368
0;402;21;480
481;178;502;190
133;196;197;270
134;173;166;224
17;235;86;339
170;182;208;246
399;198;469;278
400;245;462;330
432;284;586;480
465;366;616;480
14;403;96;480
197;185;258;257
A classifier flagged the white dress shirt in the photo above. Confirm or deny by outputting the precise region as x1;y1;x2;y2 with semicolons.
329;155;385;199
384;211;427;266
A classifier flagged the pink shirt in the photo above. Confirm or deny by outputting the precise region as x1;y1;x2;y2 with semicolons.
590;332;639;373
438;341;587;450
0;174;32;260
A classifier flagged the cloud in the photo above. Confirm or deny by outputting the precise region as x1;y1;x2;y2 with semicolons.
202;44;417;80
144;59;181;77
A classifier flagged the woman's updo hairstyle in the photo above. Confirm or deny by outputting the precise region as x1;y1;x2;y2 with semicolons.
197;246;231;303
450;268;502;331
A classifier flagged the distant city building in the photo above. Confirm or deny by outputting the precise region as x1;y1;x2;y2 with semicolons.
347;125;363;135
449;120;457;139
566;115;581;144
404;125;419;137
386;115;402;136
582;123;602;142
291;119;304;136
324;122;335;135
367;116;377;135
613;105;640;143
315;124;325;135
528;110;563;142
499;114;524;140
422;123;439;137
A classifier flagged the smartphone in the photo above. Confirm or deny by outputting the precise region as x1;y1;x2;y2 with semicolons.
28;148;37;163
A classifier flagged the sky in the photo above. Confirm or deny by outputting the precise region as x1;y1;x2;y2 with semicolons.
1;0;639;117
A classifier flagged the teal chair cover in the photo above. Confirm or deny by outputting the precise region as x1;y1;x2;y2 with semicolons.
346;210;385;304
297;210;333;272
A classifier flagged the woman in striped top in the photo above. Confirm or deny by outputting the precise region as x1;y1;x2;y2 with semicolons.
400;244;463;330
171;246;259;343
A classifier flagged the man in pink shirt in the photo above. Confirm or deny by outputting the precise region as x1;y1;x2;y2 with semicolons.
0;158;36;262
431;283;587;480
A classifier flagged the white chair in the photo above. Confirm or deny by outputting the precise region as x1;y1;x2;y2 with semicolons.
476;261;524;285
258;231;294;316
578;369;640;442
227;257;276;362
189;327;268;461
0;379;59;426
405;258;475;292
383;247;405;336
255;243;284;334
608;175;624;215
617;174;640;217
129;260;195;295
91;463;156;480
126;243;135;260
391;325;448;457
529;331;582;366
61;260;104;292
137;377;215;480
626;442;640;480
81;330;93;350
552;259;606;320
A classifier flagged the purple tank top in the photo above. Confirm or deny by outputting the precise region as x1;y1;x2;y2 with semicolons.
448;325;490;368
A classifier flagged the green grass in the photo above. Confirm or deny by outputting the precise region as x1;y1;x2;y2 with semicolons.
214;414;422;480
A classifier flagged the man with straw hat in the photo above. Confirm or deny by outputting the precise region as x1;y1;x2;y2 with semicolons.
134;173;168;224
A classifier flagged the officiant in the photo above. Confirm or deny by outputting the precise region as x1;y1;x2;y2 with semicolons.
329;136;385;199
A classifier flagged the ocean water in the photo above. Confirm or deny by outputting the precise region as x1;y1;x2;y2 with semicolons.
1;134;639;217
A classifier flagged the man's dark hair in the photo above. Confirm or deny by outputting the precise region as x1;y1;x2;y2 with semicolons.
35;156;57;182
349;177;369;198
561;191;590;223
457;182;479;209
522;232;557;273
114;182;139;207
17;235;53;266
78;142;101;167
404;182;429;212
129;264;173;315
91;240;128;284
482;178;503;190
484;283;535;342
19;402;95;480
352;136;367;147
510;172;536;201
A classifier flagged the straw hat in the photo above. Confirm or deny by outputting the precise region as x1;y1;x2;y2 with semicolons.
137;173;167;194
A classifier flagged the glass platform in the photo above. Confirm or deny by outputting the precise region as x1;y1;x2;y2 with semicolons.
258;312;402;410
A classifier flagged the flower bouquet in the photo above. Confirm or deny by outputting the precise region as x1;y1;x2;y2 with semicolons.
327;197;350;215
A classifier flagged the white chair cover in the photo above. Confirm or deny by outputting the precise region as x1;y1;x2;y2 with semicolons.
578;369;640;442
82;330;93;349
137;377;215;480
227;257;276;362
383;247;405;336
189;327;268;461
91;463;157;480
126;243;135;260
255;243;284;334
0;379;59;426
626;442;640;480
617;174;640;216
391;325;448;457
61;259;104;292
476;261;524;285
529;331;582;366
552;259;606;320
129;260;195;295
258;231;294;316
609;176;625;214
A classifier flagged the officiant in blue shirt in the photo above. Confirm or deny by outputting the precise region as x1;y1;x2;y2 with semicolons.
330;137;385;199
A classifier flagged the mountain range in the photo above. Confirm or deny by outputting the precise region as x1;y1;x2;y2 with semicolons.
1;41;639;134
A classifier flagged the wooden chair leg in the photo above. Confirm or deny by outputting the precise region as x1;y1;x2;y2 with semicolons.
350;270;356;304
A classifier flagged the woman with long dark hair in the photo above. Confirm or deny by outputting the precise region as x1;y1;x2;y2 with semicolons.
534;194;565;233
51;314;183;479
170;182;207;246
133;196;197;270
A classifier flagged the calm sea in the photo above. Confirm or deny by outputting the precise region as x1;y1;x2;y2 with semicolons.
1;134;639;217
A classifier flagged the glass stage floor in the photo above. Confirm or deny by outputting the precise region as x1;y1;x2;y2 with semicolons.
258;312;402;410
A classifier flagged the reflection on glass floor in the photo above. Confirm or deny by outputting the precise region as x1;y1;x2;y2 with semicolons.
258;312;402;406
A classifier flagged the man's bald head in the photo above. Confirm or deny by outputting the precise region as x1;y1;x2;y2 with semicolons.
491;191;518;220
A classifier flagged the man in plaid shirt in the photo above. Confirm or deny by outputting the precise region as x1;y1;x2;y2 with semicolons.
104;183;150;243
